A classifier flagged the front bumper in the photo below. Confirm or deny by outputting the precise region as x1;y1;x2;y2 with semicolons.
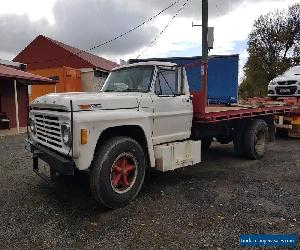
25;139;75;176
268;85;300;96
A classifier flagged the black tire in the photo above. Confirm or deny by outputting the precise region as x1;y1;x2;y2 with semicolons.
244;119;268;160
201;137;212;151
271;96;277;101
90;136;146;209
233;120;249;157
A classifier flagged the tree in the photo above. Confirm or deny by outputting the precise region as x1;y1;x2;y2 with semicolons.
239;4;300;99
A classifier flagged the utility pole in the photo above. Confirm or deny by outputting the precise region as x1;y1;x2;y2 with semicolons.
192;0;209;116
202;0;208;113
202;0;208;64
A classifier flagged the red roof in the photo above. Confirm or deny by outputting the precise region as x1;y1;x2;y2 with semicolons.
14;35;119;71
45;36;119;71
0;64;54;84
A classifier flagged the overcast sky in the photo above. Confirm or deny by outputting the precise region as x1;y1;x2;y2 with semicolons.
0;0;298;79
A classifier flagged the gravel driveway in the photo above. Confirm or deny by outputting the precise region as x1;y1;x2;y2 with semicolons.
0;134;299;249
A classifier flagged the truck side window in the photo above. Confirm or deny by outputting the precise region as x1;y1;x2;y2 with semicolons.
155;69;179;96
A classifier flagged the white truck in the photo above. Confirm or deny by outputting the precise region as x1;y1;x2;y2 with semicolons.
25;61;289;208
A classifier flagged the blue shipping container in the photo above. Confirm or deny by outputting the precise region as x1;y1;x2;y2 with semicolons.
129;55;239;104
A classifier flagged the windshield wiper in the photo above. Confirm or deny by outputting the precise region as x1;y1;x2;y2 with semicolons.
104;88;140;93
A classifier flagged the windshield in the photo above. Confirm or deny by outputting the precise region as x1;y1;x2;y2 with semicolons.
103;66;154;92
283;66;300;76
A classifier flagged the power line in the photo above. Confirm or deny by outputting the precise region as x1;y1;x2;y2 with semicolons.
27;0;181;65
86;0;181;52
136;0;191;59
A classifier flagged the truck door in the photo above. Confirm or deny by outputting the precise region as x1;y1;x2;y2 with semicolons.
152;66;193;145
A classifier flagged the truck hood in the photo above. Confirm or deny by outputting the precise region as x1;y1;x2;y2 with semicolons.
31;92;143;111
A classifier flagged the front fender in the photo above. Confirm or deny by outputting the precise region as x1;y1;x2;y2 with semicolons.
72;109;154;170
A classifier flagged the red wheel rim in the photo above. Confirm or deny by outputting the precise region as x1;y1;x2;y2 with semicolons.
110;153;137;193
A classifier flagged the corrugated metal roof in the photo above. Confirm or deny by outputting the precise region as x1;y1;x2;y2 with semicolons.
0;59;26;69
44;36;119;71
0;64;54;84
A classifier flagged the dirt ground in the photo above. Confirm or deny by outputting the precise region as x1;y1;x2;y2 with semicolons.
0;134;299;249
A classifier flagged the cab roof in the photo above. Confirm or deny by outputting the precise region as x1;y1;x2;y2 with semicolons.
112;61;177;71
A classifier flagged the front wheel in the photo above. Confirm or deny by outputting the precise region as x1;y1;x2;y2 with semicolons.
90;136;146;209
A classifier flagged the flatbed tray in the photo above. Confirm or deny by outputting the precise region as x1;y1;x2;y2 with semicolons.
194;104;293;123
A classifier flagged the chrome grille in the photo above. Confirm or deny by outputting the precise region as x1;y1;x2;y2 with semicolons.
35;114;62;148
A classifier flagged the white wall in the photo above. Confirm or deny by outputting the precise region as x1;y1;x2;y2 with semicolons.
81;68;107;92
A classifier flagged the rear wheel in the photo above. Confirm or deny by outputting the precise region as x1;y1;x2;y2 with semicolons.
233;121;249;157
244;119;268;160
216;135;232;144
90;136;146;209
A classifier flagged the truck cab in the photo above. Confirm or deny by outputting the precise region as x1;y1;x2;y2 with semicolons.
26;61;201;208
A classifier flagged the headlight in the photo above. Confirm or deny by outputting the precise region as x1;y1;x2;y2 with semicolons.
269;81;277;86
61;124;71;146
29;117;36;134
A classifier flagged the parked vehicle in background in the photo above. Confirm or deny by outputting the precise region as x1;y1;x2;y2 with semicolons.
25;61;292;209
268;65;300;99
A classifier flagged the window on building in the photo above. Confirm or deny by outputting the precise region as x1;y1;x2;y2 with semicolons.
94;70;109;79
